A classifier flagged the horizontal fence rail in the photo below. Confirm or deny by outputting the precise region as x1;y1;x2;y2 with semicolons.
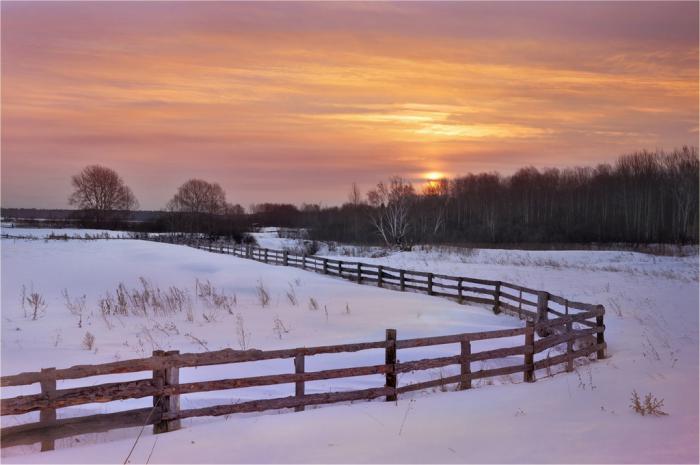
0;235;607;452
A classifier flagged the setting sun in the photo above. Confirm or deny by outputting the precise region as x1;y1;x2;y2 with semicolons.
424;171;445;181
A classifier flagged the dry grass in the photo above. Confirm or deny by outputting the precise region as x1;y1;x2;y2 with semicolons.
22;285;47;320
308;297;319;311
82;331;96;351
285;284;298;306
62;289;86;328
255;280;271;308
235;313;251;350
630;390;668;416
272;315;289;339
185;332;209;351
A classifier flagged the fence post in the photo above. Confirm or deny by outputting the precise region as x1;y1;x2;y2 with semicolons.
377;266;383;287
294;353;305;412
153;350;181;434
264;249;268;263
458;278;464;303
566;319;574;372
385;329;397;401
459;339;471;390
283;251;288;266
39;367;56;451
493;282;502;314
427;273;434;295
596;306;606;359
323;258;328;274
536;291;550;337
357;263;362;284
302;254;306;270
524;321;535;383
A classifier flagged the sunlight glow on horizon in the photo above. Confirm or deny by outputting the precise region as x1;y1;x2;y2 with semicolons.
424;172;446;181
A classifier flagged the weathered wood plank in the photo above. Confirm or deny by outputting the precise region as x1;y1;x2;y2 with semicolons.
1;407;160;449
39;368;56;451
500;282;541;295
534;328;599;353
524;321;535;382
396;345;529;374
460;340;471;390
164;387;393;421
1;342;387;388
294;354;305;412
385;329;397;402
396;327;527;349
2;364;392;415
533;343;605;371
499;291;538;307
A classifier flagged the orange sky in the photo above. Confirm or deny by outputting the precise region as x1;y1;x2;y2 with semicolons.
1;2;698;209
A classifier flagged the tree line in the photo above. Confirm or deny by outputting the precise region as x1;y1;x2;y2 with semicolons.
64;146;698;245
306;147;699;246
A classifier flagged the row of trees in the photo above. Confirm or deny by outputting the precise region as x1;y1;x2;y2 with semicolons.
68;146;698;245
304;147;699;246
68;166;246;236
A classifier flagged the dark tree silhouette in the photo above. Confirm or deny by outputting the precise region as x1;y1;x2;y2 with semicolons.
68;165;138;223
303;147;698;246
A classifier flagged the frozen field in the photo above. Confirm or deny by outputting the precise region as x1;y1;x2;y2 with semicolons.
1;230;698;463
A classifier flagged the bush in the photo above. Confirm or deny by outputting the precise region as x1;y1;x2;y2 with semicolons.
82;331;96;350
630;390;668;416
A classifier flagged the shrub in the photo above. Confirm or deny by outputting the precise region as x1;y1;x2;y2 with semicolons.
82;331;96;350
630;390;669;416
26;289;47;320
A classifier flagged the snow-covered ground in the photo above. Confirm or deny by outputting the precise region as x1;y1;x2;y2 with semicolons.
250;227;304;251
1;229;698;463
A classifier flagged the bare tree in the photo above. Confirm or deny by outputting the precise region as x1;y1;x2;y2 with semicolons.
167;179;228;233
348;182;363;241
167;179;227;215
366;176;415;249
68;165;138;222
348;182;362;206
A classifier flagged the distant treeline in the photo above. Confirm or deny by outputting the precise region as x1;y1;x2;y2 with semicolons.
302;147;698;246
3;147;698;246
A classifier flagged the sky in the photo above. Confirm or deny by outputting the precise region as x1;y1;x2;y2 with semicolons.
1;2;698;210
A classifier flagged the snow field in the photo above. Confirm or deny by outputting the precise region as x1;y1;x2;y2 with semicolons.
1;228;698;463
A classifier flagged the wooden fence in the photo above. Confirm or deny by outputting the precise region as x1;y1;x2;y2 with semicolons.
150;236;604;331
0;236;606;452
1;308;605;451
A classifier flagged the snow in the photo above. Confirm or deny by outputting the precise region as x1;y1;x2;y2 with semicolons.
1;232;698;463
250;227;305;251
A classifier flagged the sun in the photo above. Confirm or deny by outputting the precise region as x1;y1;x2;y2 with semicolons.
424;171;445;181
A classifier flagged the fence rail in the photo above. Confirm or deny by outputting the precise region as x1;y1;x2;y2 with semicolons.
0;235;607;451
